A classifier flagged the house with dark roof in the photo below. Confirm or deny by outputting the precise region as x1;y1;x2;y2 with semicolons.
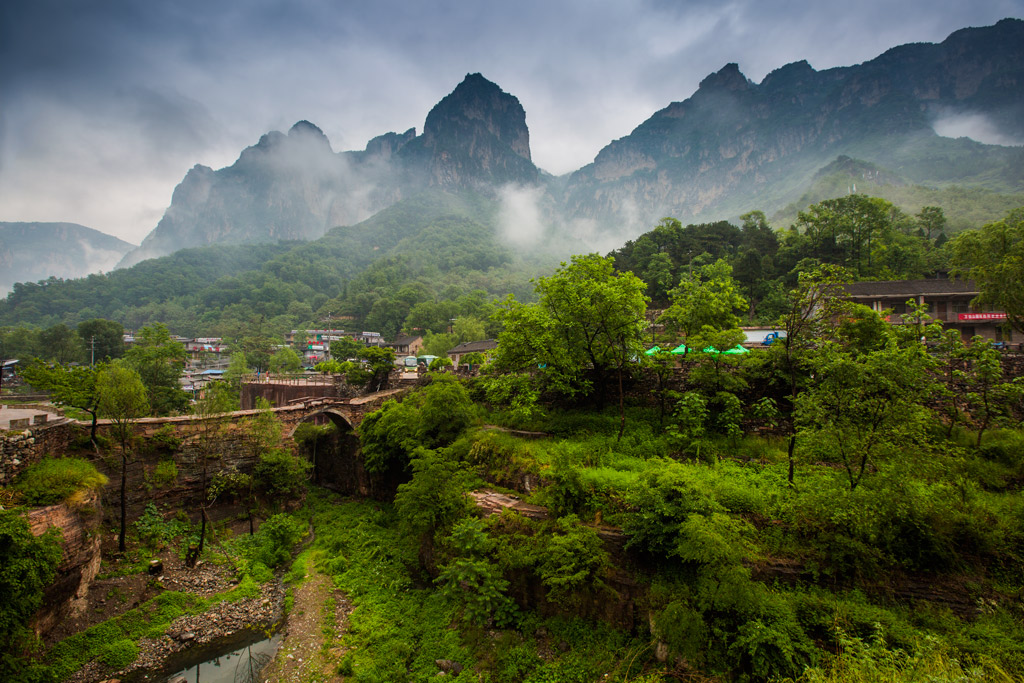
385;334;424;356
842;279;1013;343
447;339;498;365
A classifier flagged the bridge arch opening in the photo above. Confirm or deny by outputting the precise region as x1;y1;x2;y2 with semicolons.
290;409;364;494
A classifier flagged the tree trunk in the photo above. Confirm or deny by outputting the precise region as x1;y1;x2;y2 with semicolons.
119;447;128;552
617;366;626;442
787;434;796;487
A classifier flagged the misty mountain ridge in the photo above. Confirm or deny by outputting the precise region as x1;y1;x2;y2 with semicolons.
563;18;1024;233
113;19;1024;269
117;73;539;268
0;222;134;294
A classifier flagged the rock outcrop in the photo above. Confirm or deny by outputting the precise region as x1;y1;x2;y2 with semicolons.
563;18;1024;230
28;492;104;638
118;74;539;266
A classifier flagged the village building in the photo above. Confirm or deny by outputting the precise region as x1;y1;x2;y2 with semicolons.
447;339;498;366
384;334;424;356
842;279;1014;343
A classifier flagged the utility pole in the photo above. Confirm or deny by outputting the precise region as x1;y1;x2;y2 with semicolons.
90;336;97;367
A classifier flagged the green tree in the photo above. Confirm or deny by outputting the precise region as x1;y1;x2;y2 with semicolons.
490;253;649;438
795;195;894;277
40;323;84;364
658;258;747;344
0;510;63;653
959;340;1023;447
916;205;947;241
223;352;251;394
329;336;363;361
435;515;515;627
190;381;238;561
795;338;934;490
950;207;1024;334
97;363;150;552
124;323;189;415
358;345;396;392
21;361;103;444
269;346;302;373
452;316;487;343
770;264;855;485
76;318;125;363
0;326;41;362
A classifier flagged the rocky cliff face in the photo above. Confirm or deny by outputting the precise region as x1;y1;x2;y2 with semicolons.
118;121;400;268
119;74;538;266
399;73;537;188
28;492;103;638
118;20;1022;265
563;18;1024;231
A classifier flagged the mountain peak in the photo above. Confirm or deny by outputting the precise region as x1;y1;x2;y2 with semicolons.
423;73;532;161
697;63;752;92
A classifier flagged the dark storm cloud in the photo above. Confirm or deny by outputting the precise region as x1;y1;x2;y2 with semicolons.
0;0;1020;242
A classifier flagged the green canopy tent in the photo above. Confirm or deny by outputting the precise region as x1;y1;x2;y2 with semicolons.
670;343;689;354
644;346;662;356
721;345;751;355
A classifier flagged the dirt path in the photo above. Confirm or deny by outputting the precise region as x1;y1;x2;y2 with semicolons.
262;568;351;683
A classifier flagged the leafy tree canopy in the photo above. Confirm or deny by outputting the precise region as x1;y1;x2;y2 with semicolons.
950;207;1024;334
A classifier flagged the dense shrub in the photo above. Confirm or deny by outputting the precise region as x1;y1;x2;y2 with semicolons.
253;449;312;499
0;510;63;649
232;513;306;570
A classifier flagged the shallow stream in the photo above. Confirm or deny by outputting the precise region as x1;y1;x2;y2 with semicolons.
153;632;282;683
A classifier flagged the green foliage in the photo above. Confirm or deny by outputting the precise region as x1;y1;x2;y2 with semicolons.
620;460;723;558
794;195;898;278
123;323;189;415
950;207;1024;334
222;351;251;390
659;258;747;339
665;391;708;454
97;639;138;669
253;450;312;500
360;378;475;476
490;253;649;407
437;517;517;627
0;510;63;650
314;358;344;374
232;513;307;569
795;338;935;490
269;345;302;373
149;424;182;452
77;318;125;362
133;503;189;550
394;447;473;543
536;515;609;604
306;494;473;682
12;457;107;506
428;356;454;371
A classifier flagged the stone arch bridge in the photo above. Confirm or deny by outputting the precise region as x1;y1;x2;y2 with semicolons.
96;387;407;444
83;388;409;519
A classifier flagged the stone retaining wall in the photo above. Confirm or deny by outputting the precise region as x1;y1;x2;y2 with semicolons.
0;419;77;485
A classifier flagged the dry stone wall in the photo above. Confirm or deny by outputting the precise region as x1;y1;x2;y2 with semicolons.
0;419;76;485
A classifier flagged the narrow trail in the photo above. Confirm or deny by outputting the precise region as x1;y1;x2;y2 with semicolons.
262;567;351;683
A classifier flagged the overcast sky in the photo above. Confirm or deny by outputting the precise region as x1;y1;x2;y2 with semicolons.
1;0;1021;244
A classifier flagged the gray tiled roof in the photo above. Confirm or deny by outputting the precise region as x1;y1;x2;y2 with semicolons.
843;279;978;298
448;339;499;354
